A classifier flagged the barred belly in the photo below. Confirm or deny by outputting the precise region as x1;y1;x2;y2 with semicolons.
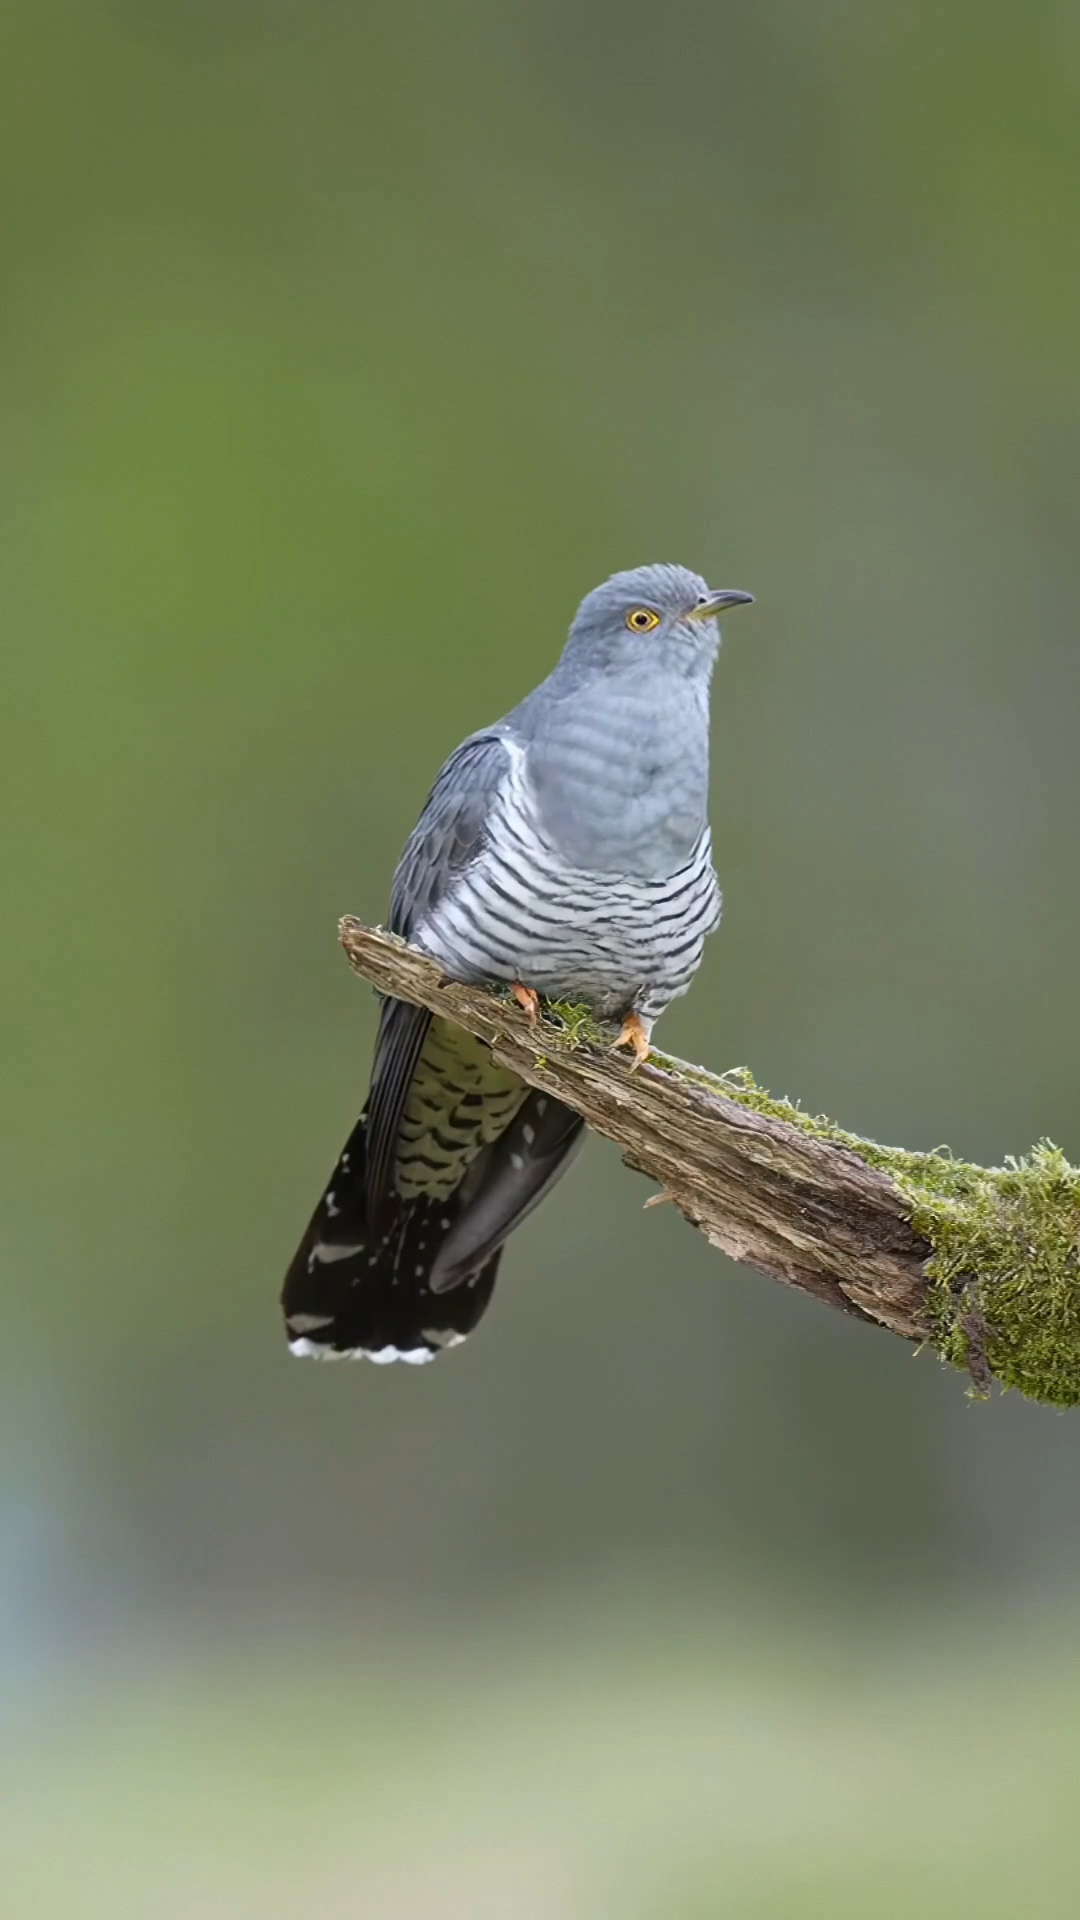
417;757;722;1022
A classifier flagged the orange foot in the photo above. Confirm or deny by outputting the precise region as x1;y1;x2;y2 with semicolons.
511;981;541;1023
612;1010;651;1070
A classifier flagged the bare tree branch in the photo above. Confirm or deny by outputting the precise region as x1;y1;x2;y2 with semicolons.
338;921;930;1335
337;918;1080;1406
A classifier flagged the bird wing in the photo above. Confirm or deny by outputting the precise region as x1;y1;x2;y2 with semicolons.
282;726;585;1362
388;728;513;942
364;729;514;1219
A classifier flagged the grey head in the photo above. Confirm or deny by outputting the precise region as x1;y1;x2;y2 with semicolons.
555;562;753;682
510;562;753;877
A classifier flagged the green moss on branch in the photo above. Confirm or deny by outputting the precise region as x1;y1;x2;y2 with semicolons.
342;929;1080;1412
651;1060;1080;1408
510;996;1080;1406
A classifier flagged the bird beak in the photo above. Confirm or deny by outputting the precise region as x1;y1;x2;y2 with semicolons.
688;589;755;620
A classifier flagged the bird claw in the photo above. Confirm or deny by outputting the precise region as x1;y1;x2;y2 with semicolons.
511;982;541;1024
611;1011;651;1070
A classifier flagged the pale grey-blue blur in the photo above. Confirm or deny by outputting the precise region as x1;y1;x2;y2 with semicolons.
3;3;1079;1914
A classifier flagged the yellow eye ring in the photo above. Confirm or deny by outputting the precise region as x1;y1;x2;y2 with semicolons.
626;606;661;633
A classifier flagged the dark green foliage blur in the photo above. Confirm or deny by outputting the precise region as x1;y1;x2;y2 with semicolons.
3;12;1080;1892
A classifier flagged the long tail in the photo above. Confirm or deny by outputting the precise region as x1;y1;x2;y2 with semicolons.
282;1017;585;1364
280;1110;504;1363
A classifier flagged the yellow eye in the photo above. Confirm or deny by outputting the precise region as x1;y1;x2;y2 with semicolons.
626;606;661;633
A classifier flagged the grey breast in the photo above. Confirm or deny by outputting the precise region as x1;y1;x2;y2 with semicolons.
416;671;721;1019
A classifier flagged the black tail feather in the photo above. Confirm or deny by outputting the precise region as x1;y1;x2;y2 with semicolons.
281;1111;504;1364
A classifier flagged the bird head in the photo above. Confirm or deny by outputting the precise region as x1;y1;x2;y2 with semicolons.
562;563;753;676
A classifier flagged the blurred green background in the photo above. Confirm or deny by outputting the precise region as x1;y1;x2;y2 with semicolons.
3;1;1080;1913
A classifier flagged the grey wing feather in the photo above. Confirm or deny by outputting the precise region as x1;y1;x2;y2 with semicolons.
428;1089;586;1291
389;729;513;940
366;730;513;1222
